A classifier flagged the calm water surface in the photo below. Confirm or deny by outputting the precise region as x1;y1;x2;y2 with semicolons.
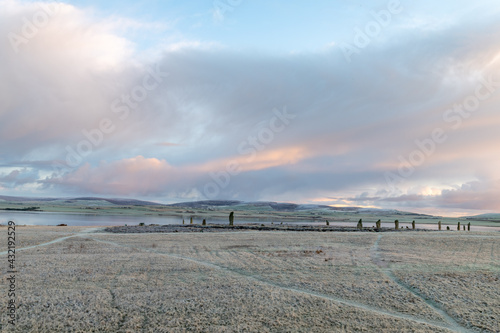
0;211;215;226
1;211;499;231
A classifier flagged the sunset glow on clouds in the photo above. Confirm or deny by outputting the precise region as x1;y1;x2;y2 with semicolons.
2;0;500;216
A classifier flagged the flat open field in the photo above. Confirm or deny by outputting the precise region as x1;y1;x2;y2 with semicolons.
1;226;498;332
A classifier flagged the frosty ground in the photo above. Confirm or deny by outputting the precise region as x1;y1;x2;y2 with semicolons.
1;226;498;332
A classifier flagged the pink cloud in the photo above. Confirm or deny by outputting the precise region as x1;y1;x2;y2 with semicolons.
46;156;177;196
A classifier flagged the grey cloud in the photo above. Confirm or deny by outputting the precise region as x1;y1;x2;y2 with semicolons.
2;1;500;215
0;168;39;188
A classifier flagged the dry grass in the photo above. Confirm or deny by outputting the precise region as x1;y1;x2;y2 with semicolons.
0;228;498;332
0;225;90;249
378;233;500;332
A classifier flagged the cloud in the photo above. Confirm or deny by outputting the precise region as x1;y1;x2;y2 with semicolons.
0;168;39;188
2;0;500;215
0;0;137;159
43;156;179;196
335;179;500;215
155;142;182;147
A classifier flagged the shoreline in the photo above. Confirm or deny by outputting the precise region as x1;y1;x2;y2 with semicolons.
104;224;443;233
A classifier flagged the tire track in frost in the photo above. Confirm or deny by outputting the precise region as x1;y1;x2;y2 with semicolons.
241;248;320;285
242;249;283;274
86;260;127;332
473;241;484;266
224;249;271;273
213;247;252;273
371;234;473;333
491;241;500;268
89;236;463;332
105;265;128;332
0;227;105;255
218;249;264;276
211;245;278;276
480;240;500;270
200;245;218;263
238;249;298;283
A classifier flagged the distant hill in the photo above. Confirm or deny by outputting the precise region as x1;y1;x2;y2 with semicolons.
0;195;437;216
167;200;382;213
0;195;162;206
73;197;163;206
463;213;500;221
166;200;347;211
0;195;58;202
167;200;242;208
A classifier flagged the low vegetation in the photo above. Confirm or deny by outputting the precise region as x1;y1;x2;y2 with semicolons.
1;206;41;211
0;226;497;332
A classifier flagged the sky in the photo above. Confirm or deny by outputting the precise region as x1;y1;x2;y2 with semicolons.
1;0;500;216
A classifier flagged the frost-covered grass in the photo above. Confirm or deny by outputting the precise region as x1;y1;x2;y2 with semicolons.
0;228;498;332
0;225;89;249
380;233;500;332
